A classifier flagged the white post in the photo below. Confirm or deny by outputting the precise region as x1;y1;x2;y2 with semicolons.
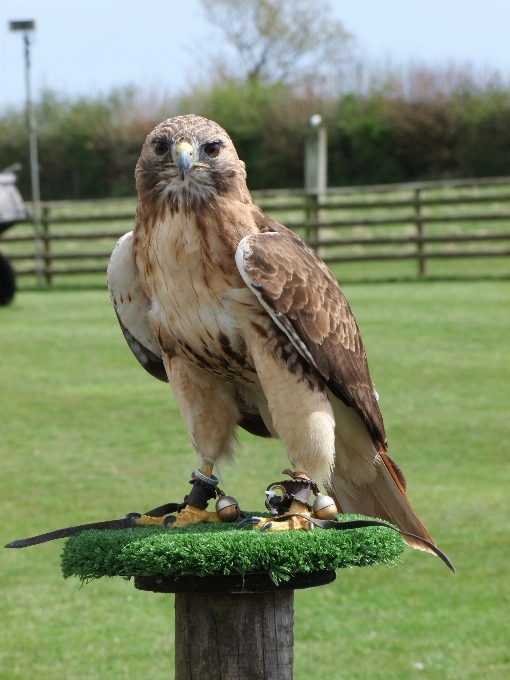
304;115;327;250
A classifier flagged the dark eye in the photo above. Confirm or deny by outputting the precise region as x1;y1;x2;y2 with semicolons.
153;140;168;156
204;141;221;158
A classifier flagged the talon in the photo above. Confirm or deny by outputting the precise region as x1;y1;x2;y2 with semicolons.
123;512;142;520
162;515;176;529
236;516;261;530
252;498;313;532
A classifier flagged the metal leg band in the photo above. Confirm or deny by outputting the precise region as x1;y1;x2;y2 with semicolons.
193;469;219;486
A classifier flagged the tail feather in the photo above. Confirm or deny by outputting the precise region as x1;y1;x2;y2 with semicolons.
326;451;437;555
326;392;453;567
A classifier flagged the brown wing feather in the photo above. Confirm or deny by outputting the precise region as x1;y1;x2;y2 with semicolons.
239;208;386;447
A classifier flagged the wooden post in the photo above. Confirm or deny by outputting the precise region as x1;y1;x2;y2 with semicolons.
135;570;336;680
305;193;320;246
175;591;293;680
414;188;427;276
41;205;52;285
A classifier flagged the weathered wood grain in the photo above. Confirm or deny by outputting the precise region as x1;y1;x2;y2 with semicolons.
174;591;294;680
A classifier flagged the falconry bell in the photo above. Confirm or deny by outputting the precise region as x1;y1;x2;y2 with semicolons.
215;496;241;522
312;493;338;520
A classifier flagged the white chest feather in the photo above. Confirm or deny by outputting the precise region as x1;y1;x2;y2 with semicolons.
134;211;255;376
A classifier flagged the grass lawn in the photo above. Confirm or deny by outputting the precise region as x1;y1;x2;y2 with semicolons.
1;281;509;679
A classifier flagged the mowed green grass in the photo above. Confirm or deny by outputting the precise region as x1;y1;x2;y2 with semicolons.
1;282;509;680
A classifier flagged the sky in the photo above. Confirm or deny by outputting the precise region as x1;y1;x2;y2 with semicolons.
1;0;509;110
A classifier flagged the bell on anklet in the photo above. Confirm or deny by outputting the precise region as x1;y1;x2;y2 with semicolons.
312;494;338;520
215;495;241;522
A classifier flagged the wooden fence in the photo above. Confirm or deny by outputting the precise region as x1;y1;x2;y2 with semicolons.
2;175;510;284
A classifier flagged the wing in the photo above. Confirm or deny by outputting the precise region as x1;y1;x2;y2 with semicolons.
107;232;168;382
107;232;271;437
235;216;386;447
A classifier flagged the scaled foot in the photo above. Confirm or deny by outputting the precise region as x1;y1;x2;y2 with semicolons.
133;467;239;528
254;500;313;531
135;504;221;528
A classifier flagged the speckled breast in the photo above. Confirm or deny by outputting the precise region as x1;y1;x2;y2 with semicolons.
133;212;256;381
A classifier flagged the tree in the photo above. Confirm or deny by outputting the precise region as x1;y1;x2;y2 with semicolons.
200;0;352;84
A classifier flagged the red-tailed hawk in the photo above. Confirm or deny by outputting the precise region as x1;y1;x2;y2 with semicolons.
107;115;444;560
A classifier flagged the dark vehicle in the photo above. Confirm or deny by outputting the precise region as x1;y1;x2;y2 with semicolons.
0;166;28;305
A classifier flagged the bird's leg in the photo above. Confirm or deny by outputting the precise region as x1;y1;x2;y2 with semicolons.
133;465;223;528
244;323;337;532
166;464;222;527
135;355;239;528
254;469;317;532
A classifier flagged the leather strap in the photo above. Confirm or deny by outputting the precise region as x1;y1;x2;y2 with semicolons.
4;516;138;549
269;513;455;572
4;501;185;549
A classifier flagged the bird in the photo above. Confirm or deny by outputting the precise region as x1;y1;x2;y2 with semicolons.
107;114;442;559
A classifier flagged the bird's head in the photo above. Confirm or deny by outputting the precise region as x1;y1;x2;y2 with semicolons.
135;115;249;213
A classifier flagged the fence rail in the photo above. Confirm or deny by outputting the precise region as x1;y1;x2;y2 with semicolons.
2;175;510;284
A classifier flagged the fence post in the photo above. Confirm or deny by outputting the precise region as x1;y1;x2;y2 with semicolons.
305;193;320;246
414;188;427;276
41;205;52;286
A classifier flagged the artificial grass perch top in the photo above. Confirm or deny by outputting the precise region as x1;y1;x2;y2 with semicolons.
61;513;405;586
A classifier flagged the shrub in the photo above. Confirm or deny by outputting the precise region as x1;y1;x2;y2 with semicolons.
2;73;510;201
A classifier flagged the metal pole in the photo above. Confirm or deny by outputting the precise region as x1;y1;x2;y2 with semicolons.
23;32;44;287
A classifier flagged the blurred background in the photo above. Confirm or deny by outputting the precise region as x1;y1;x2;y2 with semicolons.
2;0;510;289
2;0;510;198
1;3;509;680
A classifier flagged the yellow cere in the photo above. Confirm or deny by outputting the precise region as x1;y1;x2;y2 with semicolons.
175;141;194;157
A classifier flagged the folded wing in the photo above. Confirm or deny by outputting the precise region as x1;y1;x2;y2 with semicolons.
236;224;385;446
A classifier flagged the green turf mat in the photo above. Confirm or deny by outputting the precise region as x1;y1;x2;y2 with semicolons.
61;513;404;585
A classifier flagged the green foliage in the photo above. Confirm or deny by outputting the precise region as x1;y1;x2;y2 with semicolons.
0;87;173;200
60;516;404;583
3;78;510;201
329;94;405;185
179;79;308;189
329;85;510;185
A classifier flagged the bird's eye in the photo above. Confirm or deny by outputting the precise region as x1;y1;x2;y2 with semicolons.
153;140;168;156
204;141;221;158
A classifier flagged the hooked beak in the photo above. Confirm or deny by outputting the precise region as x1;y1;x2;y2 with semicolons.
175;142;194;180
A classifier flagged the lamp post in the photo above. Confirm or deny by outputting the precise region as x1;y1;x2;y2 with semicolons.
9;20;44;287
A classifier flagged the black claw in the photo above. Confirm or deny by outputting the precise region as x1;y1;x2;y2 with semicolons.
260;522;273;532
308;521;314;531
123;512;142;520
162;515;176;529
235;516;261;530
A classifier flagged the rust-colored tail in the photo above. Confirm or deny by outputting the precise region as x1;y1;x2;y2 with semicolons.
327;446;453;569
